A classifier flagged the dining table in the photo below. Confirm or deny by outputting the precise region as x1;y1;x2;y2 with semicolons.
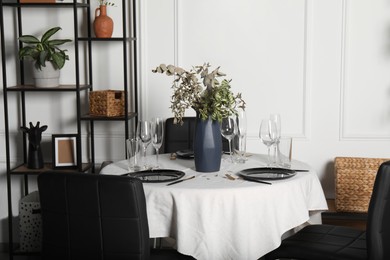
100;153;328;260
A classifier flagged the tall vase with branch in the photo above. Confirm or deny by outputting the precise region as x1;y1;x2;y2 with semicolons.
152;63;246;172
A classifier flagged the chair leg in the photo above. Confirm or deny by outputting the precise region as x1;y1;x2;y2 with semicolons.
152;238;162;249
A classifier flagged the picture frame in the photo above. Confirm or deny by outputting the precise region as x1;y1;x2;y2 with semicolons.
52;134;78;169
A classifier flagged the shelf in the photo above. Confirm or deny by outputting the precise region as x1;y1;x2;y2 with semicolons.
1;2;89;8
78;37;137;42
6;84;92;92
10;163;93;175
1;0;137;257
80;112;137;121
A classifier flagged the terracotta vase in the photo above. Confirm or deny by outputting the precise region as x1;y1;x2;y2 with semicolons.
93;5;113;38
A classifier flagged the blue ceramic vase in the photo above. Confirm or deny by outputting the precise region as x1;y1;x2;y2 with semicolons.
193;116;222;172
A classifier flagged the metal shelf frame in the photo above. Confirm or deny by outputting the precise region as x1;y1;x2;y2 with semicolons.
0;0;138;258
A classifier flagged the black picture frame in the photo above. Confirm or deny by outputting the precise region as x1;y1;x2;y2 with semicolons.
52;134;78;169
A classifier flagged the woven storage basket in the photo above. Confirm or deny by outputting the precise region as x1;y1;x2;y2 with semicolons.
89;90;125;117
335;157;389;213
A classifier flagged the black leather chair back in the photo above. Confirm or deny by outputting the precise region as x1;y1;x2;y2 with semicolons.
163;117;231;153
163;117;196;153
38;172;150;260
264;160;390;260
367;161;390;260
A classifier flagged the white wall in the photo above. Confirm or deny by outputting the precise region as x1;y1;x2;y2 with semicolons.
1;0;390;243
142;0;390;198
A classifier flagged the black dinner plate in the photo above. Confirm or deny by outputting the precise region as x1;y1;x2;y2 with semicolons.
238;167;296;181
123;169;185;183
176;149;194;159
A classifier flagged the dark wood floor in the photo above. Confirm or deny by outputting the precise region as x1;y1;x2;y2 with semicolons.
0;252;40;260
0;199;366;260
322;199;367;230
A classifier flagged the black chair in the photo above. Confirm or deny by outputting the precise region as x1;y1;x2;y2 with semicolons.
163;117;230;153
38;171;194;260
264;160;390;260
163;117;197;153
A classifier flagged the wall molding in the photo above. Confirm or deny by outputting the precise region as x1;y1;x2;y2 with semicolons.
339;0;349;141
301;0;312;140
140;0;312;140
339;0;390;141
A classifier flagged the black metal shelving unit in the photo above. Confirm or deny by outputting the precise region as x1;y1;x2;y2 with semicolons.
0;0;138;258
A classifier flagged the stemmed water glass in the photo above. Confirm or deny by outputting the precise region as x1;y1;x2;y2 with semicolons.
259;119;277;165
151;117;164;168
220;116;238;163
137;120;152;169
270;114;281;164
235;110;247;163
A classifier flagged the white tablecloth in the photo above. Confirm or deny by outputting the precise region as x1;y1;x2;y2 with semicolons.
101;154;328;260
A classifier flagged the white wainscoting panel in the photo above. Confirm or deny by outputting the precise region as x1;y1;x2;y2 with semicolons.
340;0;390;140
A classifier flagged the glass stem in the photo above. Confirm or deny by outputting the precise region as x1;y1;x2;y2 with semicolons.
156;148;159;166
228;139;232;162
267;146;271;165
273;144;277;164
143;146;147;169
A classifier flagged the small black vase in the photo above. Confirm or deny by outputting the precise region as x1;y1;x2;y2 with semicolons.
193;116;222;172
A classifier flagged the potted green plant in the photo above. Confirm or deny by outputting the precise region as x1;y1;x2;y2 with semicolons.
19;26;71;88
152;63;246;172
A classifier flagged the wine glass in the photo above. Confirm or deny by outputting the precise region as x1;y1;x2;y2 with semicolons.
269;114;281;164
137;120;152;169
235;109;247;163
151;117;164;168
259;119;277;165
220;116;238;163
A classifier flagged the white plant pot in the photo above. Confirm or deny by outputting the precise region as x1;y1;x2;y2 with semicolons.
32;62;60;88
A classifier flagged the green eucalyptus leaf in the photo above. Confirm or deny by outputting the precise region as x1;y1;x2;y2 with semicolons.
152;63;246;124
160;64;167;71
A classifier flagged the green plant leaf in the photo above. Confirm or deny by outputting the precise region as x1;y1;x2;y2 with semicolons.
51;52;65;69
18;26;71;70
19;46;36;59
38;51;48;67
19;35;40;44
41;27;62;43
153;63;246;124
48;39;72;46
